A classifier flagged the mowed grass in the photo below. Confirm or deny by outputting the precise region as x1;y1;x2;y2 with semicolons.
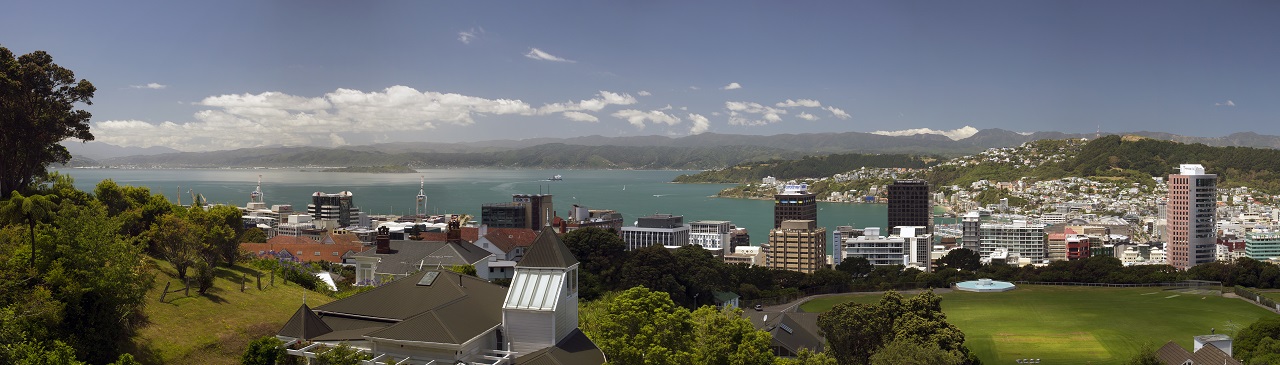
800;285;1276;364
128;258;333;365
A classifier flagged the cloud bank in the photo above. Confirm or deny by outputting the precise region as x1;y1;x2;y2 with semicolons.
871;126;979;140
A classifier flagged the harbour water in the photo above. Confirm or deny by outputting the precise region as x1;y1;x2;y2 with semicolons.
55;168;892;256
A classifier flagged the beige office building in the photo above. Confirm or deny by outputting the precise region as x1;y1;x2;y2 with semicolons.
767;220;827;274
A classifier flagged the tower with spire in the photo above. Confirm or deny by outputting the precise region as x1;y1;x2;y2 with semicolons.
250;174;264;204
501;224;581;355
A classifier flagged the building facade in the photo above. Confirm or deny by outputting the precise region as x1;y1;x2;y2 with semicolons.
689;220;732;255
1167;164;1217;270
766;220;826;274
620;214;691;251
979;221;1047;261
1246;232;1280;260
888;180;931;234
774;184;817;229
308;191;361;227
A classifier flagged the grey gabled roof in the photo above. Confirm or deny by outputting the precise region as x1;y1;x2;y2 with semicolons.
745;311;824;355
513;328;606;365
278;304;333;340
311;270;506;346
516;229;578;269
353;240;494;275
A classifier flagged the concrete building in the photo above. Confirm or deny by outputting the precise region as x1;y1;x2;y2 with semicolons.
831;226;862;267
888;180;931;234
1246;232;1280;260
979;221;1047;261
1167;164;1217;269
561;205;623;233
774;184;816;229
766;220;826;274
1067;235;1091;260
308;191;361;228
961;210;990;252
482;194;555;232
838;226;931;269
689;220;732;255
724;246;765;266
620;214;691;251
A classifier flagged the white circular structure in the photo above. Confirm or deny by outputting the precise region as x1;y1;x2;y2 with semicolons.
955;278;1016;292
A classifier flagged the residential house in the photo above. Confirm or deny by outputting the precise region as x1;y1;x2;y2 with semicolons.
472;226;540;280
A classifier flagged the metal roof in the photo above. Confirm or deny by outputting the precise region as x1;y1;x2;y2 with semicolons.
516;229;578;269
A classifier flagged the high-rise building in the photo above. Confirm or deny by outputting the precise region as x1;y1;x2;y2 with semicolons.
888;180;931;234
308;191;361;228
774;184;817;229
766;220;826;274
481;194;554;231
960;210;989;252
1167;164;1217;270
620;214;691;251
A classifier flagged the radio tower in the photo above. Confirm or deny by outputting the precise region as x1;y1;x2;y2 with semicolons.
415;175;427;218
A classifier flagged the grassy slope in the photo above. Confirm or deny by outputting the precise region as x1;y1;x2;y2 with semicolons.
800;286;1276;364
128;258;333;365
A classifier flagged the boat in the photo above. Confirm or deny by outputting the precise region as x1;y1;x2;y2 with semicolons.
547;175;563;181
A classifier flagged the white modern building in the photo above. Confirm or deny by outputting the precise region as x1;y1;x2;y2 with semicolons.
689;220;732;255
979;221;1047;261
620;214;691;251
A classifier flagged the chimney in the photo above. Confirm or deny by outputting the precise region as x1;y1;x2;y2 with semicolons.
559;218;568;234
447;216;462;244
375;226;392;254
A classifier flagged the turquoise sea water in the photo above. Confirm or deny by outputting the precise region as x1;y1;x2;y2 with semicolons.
55;168;893;256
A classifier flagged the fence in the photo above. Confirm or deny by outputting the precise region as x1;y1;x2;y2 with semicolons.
1235;286;1280;311
1008;280;1223;290
739;281;928;309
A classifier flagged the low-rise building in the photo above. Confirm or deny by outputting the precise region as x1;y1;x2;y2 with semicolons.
620;214;690;251
1246;232;1280;260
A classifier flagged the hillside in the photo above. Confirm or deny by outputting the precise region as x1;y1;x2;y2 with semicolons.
1064;135;1280;192
127;259;333;365
673;153;937;183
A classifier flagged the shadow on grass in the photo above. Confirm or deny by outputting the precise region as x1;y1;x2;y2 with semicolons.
121;337;166;365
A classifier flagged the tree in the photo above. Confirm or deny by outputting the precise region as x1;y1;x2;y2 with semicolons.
242;336;286;365
1237;317;1280;362
581;286;693;364
773;348;837;365
1124;343;1162;365
818;291;970;365
0;46;96;199
147;214;201;280
836;256;873;278
938;248;981;272
562;227;628;300
689;306;774;365
314;342;370;365
0;192;57;270
869;338;964;365
241;227;268;243
617;246;688;306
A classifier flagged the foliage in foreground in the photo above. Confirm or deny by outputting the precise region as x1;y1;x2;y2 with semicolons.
818;290;975;365
580;286;775;365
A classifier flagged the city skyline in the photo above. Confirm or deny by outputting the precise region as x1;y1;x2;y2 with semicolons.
4;1;1277;151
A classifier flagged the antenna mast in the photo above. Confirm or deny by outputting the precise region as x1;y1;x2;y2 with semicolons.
416;175;427;217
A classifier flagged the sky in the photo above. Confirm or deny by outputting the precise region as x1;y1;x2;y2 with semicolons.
3;1;1277;151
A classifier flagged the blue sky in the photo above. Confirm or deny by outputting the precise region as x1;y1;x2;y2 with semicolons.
4;1;1276;151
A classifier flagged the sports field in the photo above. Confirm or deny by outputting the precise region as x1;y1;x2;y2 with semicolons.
800;285;1277;364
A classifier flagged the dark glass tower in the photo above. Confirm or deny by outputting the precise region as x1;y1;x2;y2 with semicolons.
774;184;817;229
888;180;931;234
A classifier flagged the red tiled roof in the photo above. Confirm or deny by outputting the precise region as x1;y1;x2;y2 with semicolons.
267;235;322;246
242;239;365;264
482;228;539;253
416;227;480;243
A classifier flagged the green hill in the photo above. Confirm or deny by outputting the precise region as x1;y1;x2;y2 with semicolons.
127;258;333;365
673;153;937;183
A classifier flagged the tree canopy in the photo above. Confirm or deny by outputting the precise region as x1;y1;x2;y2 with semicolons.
0;46;96;199
818;291;972;365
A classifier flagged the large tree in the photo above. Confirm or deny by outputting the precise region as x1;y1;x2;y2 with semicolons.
0;46;95;199
581;286;694;364
818;291;971;365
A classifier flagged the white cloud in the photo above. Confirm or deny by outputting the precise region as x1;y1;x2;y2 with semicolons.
637;90;652;96
525;48;575;63
95;86;537;151
1215;100;1236;107
722;82;742;90
796;112;819;121
679;106;687;111
775;99;822;108
688;113;710;134
871;126;980;141
689;86;700;90
659;104;673;111
458;27;485;44
561;111;599;123
724;101;787;126
611;109;681;129
537;91;637;114
329;133;348;147
825;106;851;119
130;83;167;89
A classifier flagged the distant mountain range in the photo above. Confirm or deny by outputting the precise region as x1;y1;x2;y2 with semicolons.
65;129;1280;169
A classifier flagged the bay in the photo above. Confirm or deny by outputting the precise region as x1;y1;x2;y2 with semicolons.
54;168;890;256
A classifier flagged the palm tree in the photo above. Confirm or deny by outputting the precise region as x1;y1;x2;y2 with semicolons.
1;191;57;270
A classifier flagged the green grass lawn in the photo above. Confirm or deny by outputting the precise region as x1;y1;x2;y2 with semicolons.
127;258;334;365
800;286;1276;364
